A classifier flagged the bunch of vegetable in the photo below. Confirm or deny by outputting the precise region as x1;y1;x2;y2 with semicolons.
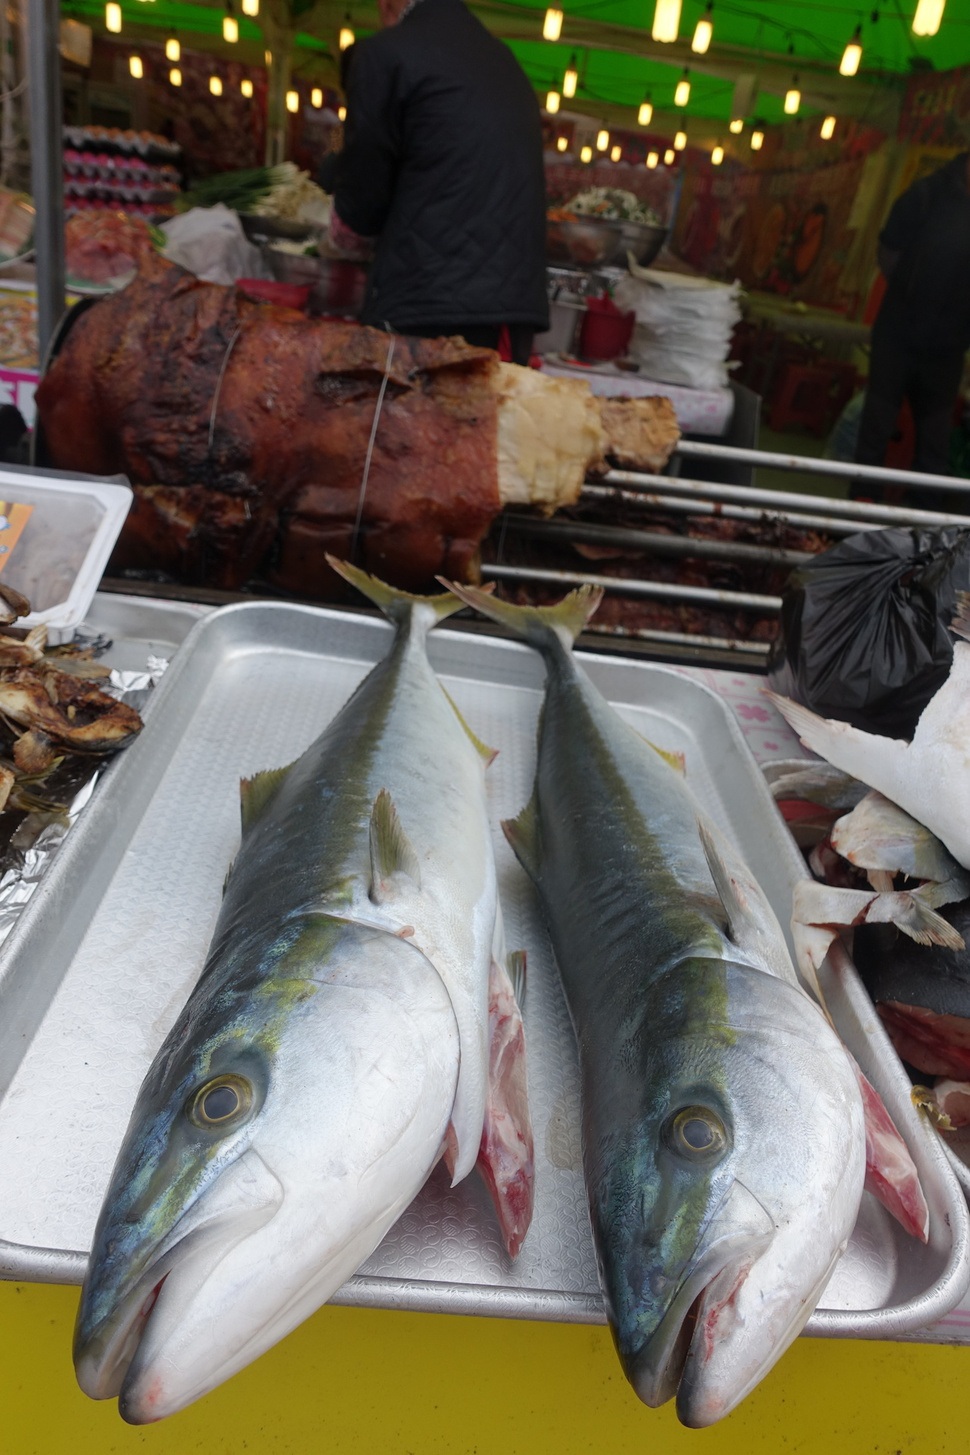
566;187;662;225
179;164;330;227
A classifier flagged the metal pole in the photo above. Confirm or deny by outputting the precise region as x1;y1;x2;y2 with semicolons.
25;0;64;363
481;561;782;614
676;438;970;497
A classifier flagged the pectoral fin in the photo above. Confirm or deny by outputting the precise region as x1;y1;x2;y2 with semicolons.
697;818;798;986
475;951;535;1258
369;788;421;903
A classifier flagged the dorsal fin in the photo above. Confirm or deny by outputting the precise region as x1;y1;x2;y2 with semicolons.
506;949;527;1004
369;788;421;903
439;684;497;764
502;787;542;883
240;765;292;832
644;737;686;775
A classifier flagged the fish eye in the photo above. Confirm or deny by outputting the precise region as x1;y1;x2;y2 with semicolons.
665;1105;728;1159
188;1074;253;1129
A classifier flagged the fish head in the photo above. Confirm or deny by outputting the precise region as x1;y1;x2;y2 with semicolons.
75;919;459;1423
588;956;865;1427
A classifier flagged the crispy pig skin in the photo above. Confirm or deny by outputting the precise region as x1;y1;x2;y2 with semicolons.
36;255;502;594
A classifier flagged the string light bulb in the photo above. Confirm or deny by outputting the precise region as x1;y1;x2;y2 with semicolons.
596;127;609;150
580;144;593;162
241;77;254;97
711;144;724;165
646;150;659;169
311;87;323;107
664;147;676;163
652;0;681;43
563;56;578;98
556;134;568;152
638;95;653;126
286;89;299;113
241;0;258;14
610;144;622;161
105;2;122;33
338;104;347;120
339;15;354;48
820;114;836;139
674;68;691;106
546;90;561;114
729;117;743;133
913;0;945;35
542;6;563;40
165;36;180;61
223;8;239;43
209;74;223;95
784;78;800;114
840;24;862;76
129;54;143;78
169;66;182;86
674;129;687;150
692;2;713;54
750;126;764;150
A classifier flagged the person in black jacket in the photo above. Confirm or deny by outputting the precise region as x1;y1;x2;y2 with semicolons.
329;0;549;363
854;152;970;492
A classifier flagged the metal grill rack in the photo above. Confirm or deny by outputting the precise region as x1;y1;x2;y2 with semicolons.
483;440;970;668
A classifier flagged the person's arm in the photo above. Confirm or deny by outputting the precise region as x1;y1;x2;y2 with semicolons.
331;40;402;239
877;176;929;277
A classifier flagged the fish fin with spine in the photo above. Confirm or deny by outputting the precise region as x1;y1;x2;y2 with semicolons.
328;556;466;630
502;787;542;883
438;684;497;764
507;949;527;1004
440;579;603;654
369;788;421;903
476;950;535;1258
239;765;292;833
766;691;909;786
697;817;798;986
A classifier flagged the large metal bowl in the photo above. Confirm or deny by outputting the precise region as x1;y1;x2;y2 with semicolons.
546;215;667;269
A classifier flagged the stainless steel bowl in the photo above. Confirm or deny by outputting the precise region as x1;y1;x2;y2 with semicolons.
546;215;667;269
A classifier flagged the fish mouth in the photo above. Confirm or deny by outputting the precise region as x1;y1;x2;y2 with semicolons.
75;1148;284;1409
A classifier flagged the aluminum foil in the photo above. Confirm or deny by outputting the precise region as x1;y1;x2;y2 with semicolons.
0;636;168;946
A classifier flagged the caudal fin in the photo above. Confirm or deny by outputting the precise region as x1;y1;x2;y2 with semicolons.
327;556;468;629
441;580;603;655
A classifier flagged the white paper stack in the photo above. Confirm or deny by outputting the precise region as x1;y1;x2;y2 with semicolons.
612;262;742;391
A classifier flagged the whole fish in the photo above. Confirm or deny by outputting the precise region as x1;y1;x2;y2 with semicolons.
74;563;533;1423
448;582;866;1428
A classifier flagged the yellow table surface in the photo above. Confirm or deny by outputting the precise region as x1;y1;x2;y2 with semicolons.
1;1282;967;1454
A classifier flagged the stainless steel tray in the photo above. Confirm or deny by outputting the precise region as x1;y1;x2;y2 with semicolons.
0;601;966;1341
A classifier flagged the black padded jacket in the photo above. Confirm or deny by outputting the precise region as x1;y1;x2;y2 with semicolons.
332;0;549;334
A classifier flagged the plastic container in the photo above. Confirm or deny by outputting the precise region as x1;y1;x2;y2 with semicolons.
578;295;635;361
0;468;132;643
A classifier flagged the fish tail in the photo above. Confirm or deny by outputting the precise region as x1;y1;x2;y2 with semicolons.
441;580;603;656
327;555;466;631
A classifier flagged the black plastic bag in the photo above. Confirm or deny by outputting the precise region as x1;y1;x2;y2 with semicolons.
767;526;970;740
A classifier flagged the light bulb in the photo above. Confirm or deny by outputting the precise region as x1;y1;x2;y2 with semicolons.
210;74;223;95
563;59;578;98
223;13;239;42
638;98;653;126
542;6;563;41
610;144;621;161
105;2;122;33
664;147;676;164
750;128;764;150
338;104;347;121
646;150;659;169
241;77;254;97
580;144;592;162
711;144;724;165
165;37;180;61
339;24;354;49
556;135;568;152
913;0;945;35
265;49;272;65
129;54;143;78
286;89;299;113
820;114;836;139
596;128;609;150
169;66;182;86
729;117;743;134
692;4;713;54
674;129;686;150
652;0;681;43
546;90;561;114
674;72;690;107
241;0;258;14
784;82;800;115
311;87;323;108
840;27;862;76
